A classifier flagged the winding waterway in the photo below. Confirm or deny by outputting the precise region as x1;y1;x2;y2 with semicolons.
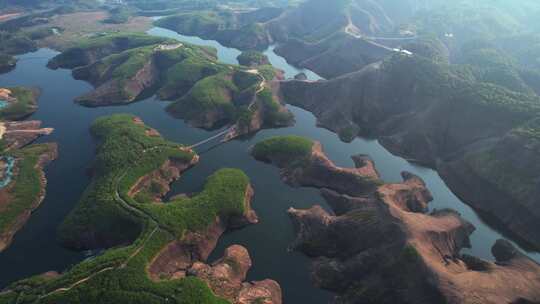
0;25;538;304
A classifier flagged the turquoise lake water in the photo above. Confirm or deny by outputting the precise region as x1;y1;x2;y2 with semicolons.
0;99;9;109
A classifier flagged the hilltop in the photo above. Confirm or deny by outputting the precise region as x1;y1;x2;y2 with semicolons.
280;53;540;250
48;32;293;135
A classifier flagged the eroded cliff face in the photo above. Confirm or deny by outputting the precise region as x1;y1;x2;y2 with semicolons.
73;55;160;106
188;245;282;304
254;139;540;304
0;120;54;150
255;141;381;196
146;185;282;304
148;184;258;280
280;54;540;250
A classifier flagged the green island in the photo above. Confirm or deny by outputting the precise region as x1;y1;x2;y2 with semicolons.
0;114;258;303
0;87;40;121
251;135;314;167
49;32;293;131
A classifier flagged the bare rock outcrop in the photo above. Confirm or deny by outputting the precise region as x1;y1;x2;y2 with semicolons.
0;120;54;150
255;138;540;303
188;245;282;304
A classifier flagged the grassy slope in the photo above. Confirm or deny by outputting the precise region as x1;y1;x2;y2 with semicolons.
251;135;313;167
154;11;270;49
257;88;293;126
154;11;224;37
167;72;238;119
48;33;169;69
167;69;263;125
158;56;227;99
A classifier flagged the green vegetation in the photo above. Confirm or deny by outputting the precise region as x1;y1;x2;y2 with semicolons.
158;56;227;100
258;88;293;126
155;11;224;37
72;44;159;101
1;114;252;303
251;135;314;166
342;243;437;304
167;72;238;124
0;144;54;242
50;32;284;131
0;87;39;121
138;168;249;235
0;31;37;55
237;50;269;67
167;69;264;128
382;54;540;117
257;65;277;82
74;32;166;50
48;33;169;69
464;117;540;207
412;1;538;44
154;8;275;50
58;114;195;248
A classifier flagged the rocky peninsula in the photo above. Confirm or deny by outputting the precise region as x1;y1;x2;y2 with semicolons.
251;136;540;304
280;53;540;251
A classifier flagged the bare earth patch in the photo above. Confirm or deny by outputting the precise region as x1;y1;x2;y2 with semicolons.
32;11;153;51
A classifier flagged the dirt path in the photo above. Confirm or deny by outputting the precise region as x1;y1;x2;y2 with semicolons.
34;145;176;300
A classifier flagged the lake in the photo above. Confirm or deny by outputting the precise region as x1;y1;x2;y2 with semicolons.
0;26;537;304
